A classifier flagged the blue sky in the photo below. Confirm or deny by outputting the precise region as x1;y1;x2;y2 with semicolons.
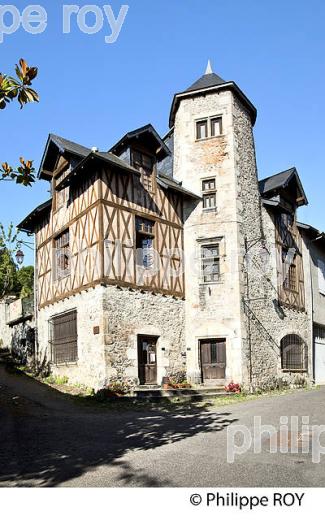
1;0;324;265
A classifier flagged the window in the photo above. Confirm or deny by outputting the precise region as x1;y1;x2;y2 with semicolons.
54;229;70;280
55;186;69;210
282;248;297;292
136;217;155;268
132;150;155;192
315;325;325;341
54;172;69;211
201;244;220;283
196;120;208;140
196;116;222;140
281;334;307;371
202;178;216;210
50;310;78;364
281;213;294;229
211;117;222;137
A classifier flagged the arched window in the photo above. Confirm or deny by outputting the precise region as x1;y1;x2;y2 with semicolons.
280;334;307;371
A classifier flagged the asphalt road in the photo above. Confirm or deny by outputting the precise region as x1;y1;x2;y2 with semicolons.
1;363;325;487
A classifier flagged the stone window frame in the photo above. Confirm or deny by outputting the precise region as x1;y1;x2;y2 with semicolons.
49;308;78;366
197;236;225;285
280;334;308;372
195;115;223;142
201;176;217;212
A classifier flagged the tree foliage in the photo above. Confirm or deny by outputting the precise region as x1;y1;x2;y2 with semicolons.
0;59;39;110
17;266;34;298
0;59;39;186
0;223;34;298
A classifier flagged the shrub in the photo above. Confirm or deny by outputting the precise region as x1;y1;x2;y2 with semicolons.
225;381;241;393
44;374;69;386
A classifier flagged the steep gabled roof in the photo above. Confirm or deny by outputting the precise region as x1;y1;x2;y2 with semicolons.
109;124;171;158
56;147;200;200
259;167;308;207
17;198;52;233
38;134;92;180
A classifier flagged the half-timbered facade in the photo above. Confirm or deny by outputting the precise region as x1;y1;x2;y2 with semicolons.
18;64;323;390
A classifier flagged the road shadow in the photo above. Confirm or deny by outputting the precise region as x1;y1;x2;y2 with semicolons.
0;367;237;487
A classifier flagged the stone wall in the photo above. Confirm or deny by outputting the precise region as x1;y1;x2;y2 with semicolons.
37;284;185;390
102;285;185;385
0;296;35;364
233;97;312;388
172;90;244;384
37;285;107;389
302;233;325;327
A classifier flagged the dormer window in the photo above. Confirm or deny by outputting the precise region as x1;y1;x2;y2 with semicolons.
132;150;155;193
54;173;69;211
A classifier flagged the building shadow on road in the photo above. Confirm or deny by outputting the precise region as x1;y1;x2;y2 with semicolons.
0;366;237;487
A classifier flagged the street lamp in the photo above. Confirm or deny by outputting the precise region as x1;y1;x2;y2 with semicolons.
15;249;24;266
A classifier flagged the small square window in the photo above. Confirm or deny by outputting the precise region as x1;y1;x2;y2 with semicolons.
196;120;208;140
202;178;216;210
211;117;222;137
203;193;216;209
202;178;216;191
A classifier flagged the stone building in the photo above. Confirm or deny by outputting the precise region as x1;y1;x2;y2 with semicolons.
18;63;325;390
298;224;325;384
0;295;35;363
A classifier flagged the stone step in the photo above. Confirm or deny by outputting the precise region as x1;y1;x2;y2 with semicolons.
133;387;229;399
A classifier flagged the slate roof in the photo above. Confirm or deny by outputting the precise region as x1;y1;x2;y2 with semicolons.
109;124;171;157
259;168;297;195
297;222;325;245
186;72;226;93
169;74;257;127
17;198;52;232
48;134;91;158
157;171;201;199
259;167;308;207
52;135;200;200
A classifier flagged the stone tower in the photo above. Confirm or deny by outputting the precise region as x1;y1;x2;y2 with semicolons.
170;62;261;385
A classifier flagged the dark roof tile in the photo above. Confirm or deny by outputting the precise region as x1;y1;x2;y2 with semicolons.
186;72;226;93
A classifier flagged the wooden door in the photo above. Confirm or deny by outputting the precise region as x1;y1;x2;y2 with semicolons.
200;339;226;382
138;336;158;385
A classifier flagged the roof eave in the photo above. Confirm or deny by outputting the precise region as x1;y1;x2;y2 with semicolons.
109;124;171;158
56;151;141;191
169;81;257;128
17;199;52;233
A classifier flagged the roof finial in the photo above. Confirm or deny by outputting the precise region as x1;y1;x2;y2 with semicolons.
205;59;213;75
